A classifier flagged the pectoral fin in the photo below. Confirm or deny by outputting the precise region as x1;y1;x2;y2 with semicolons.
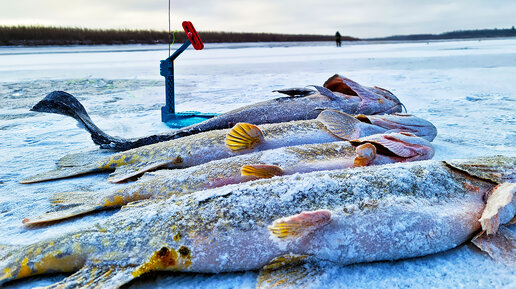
257;256;324;289
353;143;376;167
471;227;516;266
316;110;362;140
241;164;284;179
269;210;332;240
479;183;516;235
225;123;264;151
44;265;135;289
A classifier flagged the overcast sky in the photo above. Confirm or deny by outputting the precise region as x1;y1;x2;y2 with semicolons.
1;0;515;38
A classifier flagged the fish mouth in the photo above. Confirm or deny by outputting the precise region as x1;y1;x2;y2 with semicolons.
350;132;435;162
323;74;403;114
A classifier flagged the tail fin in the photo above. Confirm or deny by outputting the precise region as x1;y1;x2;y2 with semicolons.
0;237;85;286
32;91;124;146
23;191;104;225
32;91;186;151
20;151;106;184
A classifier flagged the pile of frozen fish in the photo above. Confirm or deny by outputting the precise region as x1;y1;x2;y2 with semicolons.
1;74;514;289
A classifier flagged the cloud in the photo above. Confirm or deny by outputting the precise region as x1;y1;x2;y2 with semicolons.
0;0;515;37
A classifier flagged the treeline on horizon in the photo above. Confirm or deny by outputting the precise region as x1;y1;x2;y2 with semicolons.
1;25;515;46
0;25;356;46
368;27;516;41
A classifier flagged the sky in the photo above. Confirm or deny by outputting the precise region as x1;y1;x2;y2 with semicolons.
0;0;515;38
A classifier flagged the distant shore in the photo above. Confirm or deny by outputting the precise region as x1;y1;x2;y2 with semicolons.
1;25;515;46
0;26;356;46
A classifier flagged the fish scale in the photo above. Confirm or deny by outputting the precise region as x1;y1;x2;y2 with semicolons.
6;157;516;288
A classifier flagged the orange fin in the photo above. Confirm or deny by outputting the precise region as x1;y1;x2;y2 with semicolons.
241;164;284;179
268;210;332;240
479;183;516;235
225;123;264;151
353;143;377;167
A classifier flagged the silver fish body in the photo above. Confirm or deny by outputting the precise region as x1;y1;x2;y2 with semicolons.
24;132;435;224
2;156;514;288
31;75;403;151
21;109;436;184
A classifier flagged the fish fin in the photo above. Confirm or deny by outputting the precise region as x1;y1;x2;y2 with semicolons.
56;150;110;168
310;85;338;100
225;123;264;152
262;254;310;271
20;151;110;184
268;210;332;240
241;164;284;179
445;156;516;183
479;183;516;235
257;256;324;289
107;160;171;183
471;227;516;266
31;91;127;148
273;88;316;97
353;143;377;167
20;165;102;184
23;204;102;225
509;215;516;226
43;265;135;289
316;109;362;140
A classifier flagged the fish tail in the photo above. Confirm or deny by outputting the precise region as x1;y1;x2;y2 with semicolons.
20;151;108;184
31;91;124;148
23;187;150;224
22;190;104;225
0;236;86;285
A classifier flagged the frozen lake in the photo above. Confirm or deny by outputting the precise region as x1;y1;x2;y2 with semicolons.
0;38;515;288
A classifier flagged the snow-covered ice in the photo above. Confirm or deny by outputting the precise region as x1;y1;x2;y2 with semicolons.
0;38;515;288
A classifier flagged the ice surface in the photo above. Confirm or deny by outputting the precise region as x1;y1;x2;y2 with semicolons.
0;38;515;288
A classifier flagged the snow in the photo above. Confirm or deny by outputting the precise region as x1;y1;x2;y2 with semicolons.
1;38;516;288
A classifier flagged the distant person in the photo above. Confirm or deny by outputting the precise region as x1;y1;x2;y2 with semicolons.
335;31;342;47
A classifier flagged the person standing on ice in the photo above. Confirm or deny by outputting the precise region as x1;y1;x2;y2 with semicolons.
335;31;342;47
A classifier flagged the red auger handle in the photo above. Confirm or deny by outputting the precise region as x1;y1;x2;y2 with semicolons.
182;21;204;50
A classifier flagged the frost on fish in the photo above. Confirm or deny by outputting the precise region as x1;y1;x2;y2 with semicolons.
20;109;437;184
24;133;435;224
30;74;404;151
3;157;515;288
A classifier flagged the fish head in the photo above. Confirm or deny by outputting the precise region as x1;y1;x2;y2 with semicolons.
323;74;403;115
350;132;435;165
355;113;437;142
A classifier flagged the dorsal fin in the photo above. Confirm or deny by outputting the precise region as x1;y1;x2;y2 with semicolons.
311;85;338;100
316;109;362;140
273;88;316;97
444;156;516;184
225;123;264;152
241;164;284;179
